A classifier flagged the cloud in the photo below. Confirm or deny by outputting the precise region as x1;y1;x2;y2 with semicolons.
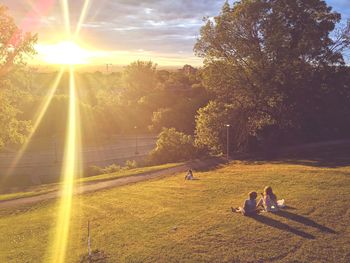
2;0;348;65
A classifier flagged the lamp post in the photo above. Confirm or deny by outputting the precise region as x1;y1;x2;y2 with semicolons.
225;124;231;161
53;135;58;163
134;126;139;155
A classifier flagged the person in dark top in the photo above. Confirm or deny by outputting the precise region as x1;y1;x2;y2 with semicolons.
232;191;258;216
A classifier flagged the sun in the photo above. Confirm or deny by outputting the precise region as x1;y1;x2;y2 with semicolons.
36;40;92;65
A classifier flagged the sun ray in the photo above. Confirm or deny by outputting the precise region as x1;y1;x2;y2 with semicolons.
46;1;90;262
61;0;71;36
74;0;91;37
3;69;64;180
50;65;82;263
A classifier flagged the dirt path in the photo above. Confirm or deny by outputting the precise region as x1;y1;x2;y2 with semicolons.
0;158;224;209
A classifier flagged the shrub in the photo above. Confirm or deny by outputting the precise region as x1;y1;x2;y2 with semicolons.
148;128;197;164
102;164;121;174
85;163;122;177
124;160;137;169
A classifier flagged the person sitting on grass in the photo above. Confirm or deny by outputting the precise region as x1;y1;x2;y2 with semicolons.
185;169;194;180
257;186;279;212
232;191;259;216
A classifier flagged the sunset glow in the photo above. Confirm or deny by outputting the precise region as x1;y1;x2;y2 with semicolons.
36;40;92;65
1;0;350;262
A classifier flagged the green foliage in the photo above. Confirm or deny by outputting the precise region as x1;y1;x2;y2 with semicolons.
194;0;350;151
0;80;31;149
86;163;122;177
0;5;37;77
103;163;122;173
195;101;227;154
125;160;137;169
122;60;158;100
149;128;196;164
86;162;139;177
0;5;37;149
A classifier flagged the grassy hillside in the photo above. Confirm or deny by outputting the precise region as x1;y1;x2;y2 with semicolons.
0;148;349;262
0;163;181;202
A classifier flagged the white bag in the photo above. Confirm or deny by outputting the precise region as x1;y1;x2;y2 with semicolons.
277;199;285;208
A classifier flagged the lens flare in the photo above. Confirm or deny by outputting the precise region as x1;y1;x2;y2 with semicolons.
3;69;64;180
50;66;82;263
61;0;70;36
75;0;91;37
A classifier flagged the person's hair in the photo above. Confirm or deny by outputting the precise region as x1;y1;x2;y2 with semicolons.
264;186;276;200
188;169;192;173
249;191;257;200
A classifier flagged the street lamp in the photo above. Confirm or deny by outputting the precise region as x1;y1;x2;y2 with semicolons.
225;124;231;161
134;126;139;155
53;134;58;163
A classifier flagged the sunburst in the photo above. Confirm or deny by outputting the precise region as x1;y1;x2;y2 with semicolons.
49;1;90;262
5;1;91;261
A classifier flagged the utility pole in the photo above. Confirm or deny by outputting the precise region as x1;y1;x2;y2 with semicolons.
105;63;112;73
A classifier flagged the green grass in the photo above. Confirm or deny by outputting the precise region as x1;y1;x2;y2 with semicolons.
0;157;349;262
0;163;181;202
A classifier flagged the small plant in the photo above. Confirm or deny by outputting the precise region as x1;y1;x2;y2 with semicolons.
102;164;121;174
85;163;121;177
124;160;137;169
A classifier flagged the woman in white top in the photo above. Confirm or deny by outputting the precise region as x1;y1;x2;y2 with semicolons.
257;186;279;212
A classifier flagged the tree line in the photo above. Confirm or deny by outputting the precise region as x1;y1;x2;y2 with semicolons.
1;1;350;164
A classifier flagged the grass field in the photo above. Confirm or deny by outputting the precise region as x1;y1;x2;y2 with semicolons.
0;163;181;202
0;148;349;262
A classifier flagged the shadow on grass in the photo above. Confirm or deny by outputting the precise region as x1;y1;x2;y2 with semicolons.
274;210;336;234
191;157;227;172
233;140;350;168
249;214;315;239
283;205;297;210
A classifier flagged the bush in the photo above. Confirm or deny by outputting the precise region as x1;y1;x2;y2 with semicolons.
85;163;121;177
102;164;121;174
148;128;197;164
124;160;137;169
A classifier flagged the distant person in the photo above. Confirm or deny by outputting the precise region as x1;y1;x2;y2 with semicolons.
185;169;194;180
232;191;258;216
257;186;279;212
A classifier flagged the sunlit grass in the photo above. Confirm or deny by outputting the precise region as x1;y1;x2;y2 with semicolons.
0;160;349;262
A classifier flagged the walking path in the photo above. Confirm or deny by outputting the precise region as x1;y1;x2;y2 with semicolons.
0;158;224;208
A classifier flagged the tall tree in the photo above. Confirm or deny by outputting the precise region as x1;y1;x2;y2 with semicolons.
194;0;350;151
0;5;37;149
0;5;37;77
122;60;158;100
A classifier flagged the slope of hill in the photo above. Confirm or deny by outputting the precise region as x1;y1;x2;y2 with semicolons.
0;144;349;262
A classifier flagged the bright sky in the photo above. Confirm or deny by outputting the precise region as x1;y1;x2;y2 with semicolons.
2;0;350;67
